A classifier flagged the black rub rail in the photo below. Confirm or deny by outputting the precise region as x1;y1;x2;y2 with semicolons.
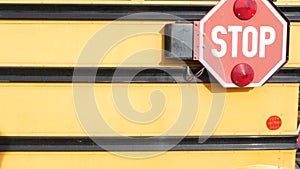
0;4;299;21
0;135;296;151
0;67;298;83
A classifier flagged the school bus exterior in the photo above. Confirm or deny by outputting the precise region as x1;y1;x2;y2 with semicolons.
0;0;298;168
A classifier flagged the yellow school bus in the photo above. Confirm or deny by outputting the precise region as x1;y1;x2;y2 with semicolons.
0;0;298;168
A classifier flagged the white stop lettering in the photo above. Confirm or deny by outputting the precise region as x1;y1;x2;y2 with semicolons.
211;25;276;58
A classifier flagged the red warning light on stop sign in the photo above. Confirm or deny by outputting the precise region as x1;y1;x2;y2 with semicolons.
197;0;289;88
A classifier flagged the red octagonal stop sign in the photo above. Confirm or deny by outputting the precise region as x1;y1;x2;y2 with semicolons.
197;0;289;87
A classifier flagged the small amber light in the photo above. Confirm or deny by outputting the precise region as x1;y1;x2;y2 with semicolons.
266;115;282;130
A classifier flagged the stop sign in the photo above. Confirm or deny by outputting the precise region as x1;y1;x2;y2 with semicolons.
198;0;289;87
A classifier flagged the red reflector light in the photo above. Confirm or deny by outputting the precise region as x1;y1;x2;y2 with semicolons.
231;63;254;87
233;0;257;20
266;116;282;130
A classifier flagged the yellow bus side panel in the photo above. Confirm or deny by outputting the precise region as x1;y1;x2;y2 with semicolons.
0;150;295;169
0;0;299;6
0;83;297;136
0;0;219;5
0;21;298;67
286;22;300;67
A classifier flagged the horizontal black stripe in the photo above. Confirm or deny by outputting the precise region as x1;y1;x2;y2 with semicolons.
0;67;298;83
0;4;298;21
0;135;296;151
269;68;300;83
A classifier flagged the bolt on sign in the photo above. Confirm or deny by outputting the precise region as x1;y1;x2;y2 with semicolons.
194;0;289;88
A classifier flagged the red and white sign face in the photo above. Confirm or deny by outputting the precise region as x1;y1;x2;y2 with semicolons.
198;0;288;87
